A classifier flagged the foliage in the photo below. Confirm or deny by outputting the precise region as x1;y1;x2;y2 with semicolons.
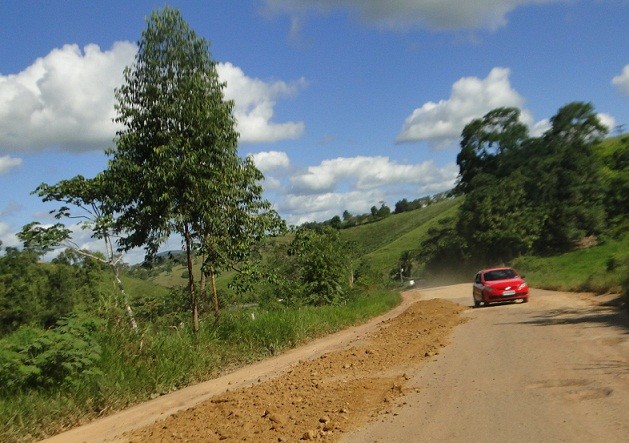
455;107;528;195
392;250;414;282
1;287;400;442
420;102;615;272
527;103;607;252
0;316;102;394
596;135;629;231
456;172;543;264
288;227;353;305
22;175;120;265
130;285;199;329
20;173;138;331
236;226;357;308
417;216;469;275
0;247;83;334
512;232;629;294
107;7;283;331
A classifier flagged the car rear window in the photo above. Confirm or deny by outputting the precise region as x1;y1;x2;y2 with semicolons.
484;269;517;281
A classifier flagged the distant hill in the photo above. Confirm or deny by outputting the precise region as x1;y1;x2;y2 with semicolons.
139;198;461;293
338;198;461;277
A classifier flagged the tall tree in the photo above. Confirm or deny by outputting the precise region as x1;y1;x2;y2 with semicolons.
598;135;629;228
107;8;282;331
456;172;543;264
529;102;607;251
455;107;528;194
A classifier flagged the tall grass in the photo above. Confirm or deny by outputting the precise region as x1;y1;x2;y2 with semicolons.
0;289;400;442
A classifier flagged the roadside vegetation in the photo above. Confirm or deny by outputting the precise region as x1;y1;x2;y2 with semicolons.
513;233;629;295
1;6;627;442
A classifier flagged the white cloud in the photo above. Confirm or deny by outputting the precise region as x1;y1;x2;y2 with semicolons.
273;155;457;223
597;113;616;133
530;118;551;137
0;155;22;173
280;190;386;225
249;150;291;172
290;156;457;193
0;42;136;152
217;62;306;143
265;0;562;31
0;44;306;152
396;67;532;148
0;221;20;248
612;64;629;94
263;175;283;191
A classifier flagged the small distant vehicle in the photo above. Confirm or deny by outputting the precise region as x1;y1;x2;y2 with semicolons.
473;267;529;307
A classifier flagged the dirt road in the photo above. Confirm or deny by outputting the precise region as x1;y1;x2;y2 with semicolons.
345;286;629;442
41;285;628;442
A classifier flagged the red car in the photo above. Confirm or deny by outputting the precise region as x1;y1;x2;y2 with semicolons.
473;267;529;307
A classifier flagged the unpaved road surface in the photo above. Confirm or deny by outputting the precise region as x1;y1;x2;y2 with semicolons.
345;286;629;442
42;285;628;442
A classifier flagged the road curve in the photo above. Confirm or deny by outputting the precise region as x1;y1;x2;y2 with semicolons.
344;285;629;442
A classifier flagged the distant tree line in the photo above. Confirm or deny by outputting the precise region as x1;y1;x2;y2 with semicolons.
304;190;454;232
301;202;392;230
393;191;452;214
0;243;108;335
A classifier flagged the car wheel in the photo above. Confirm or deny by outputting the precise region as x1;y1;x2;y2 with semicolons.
522;297;529;303
474;297;481;308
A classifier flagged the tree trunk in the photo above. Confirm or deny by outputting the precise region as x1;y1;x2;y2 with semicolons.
103;233;138;331
184;224;200;333
113;265;138;331
210;269;220;324
200;255;207;309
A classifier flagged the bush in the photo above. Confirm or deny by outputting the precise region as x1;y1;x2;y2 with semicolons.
0;316;103;393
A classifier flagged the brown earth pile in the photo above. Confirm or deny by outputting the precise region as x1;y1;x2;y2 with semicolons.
124;299;466;442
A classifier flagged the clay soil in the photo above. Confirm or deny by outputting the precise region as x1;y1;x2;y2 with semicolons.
43;286;628;442
123;298;465;442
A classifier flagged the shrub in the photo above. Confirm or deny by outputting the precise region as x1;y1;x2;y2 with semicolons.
0;316;103;393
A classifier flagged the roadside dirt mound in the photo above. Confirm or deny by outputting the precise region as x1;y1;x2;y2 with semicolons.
124;299;465;442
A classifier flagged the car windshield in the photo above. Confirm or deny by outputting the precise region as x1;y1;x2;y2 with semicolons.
484;269;517;281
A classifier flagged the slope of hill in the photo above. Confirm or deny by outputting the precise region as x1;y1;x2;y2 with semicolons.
142;198;461;292
339;198;461;277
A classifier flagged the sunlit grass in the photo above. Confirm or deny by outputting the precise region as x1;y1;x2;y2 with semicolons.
0;288;400;442
513;233;629;293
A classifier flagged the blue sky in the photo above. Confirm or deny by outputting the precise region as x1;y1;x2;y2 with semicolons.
0;0;627;262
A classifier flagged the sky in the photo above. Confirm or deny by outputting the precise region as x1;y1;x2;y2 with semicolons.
0;0;627;263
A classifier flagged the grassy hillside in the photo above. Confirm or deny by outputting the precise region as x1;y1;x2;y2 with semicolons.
595;133;628;159
359;202;460;276
339;198;460;258
513;232;629;294
143;199;460;293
